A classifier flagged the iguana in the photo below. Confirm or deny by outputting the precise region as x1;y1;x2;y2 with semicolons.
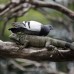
9;33;74;50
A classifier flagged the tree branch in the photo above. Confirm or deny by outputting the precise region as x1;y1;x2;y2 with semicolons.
0;0;74;19
31;1;74;19
0;40;74;61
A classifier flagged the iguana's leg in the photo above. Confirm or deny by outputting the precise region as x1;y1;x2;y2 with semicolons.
45;42;64;57
17;40;29;52
17;34;29;51
45;41;55;51
19;33;29;46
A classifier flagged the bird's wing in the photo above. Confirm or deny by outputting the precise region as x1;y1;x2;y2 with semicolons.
9;27;40;35
8;27;28;33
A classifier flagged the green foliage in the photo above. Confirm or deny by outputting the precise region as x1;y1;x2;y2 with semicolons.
0;0;9;4
68;3;74;11
18;9;49;24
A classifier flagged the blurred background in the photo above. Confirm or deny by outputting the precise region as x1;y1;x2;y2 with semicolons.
0;0;74;74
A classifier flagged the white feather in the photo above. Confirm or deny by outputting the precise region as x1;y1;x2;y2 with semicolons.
23;21;42;32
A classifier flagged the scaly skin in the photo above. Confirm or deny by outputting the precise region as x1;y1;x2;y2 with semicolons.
9;33;74;50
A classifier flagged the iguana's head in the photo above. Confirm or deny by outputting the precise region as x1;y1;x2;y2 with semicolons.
9;33;27;45
9;33;20;44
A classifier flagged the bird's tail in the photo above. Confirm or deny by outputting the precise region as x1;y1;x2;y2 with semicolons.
8;27;27;33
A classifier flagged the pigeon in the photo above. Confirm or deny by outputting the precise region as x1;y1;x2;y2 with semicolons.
9;21;53;36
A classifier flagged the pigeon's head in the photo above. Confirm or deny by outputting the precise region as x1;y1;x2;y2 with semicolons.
48;25;53;30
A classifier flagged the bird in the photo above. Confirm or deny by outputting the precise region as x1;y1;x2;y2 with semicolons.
9;21;53;36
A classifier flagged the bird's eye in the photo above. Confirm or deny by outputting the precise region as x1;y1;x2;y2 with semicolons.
49;25;53;30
